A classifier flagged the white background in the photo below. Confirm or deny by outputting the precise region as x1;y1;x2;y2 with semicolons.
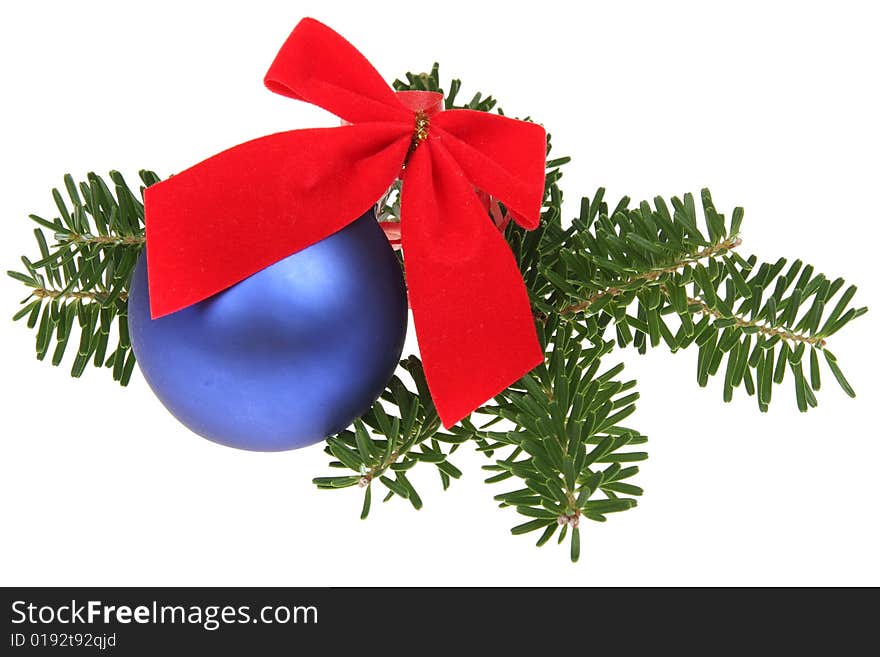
1;1;877;586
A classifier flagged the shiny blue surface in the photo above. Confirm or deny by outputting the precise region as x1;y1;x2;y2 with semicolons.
128;210;408;451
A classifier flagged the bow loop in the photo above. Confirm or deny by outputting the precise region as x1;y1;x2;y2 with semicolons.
264;18;411;125
145;125;411;318
433;110;546;228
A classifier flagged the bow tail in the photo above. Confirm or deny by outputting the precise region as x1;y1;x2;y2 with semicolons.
401;141;544;427
264;18;411;125
145;123;411;318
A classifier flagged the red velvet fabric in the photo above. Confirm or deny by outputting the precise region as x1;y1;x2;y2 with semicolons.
144;18;546;427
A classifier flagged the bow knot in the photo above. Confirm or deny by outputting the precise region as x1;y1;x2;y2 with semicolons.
403;110;431;170
414;111;430;142
144;18;547;427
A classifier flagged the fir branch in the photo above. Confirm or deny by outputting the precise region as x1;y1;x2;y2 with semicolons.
475;319;646;562
8;170;157;384
313;356;472;516
549;187;866;412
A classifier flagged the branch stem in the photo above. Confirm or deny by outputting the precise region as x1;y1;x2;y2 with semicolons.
687;295;826;347
31;287;127;303
363;448;401;484
561;236;741;315
62;234;145;247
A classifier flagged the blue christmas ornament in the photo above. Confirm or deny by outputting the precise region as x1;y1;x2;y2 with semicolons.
127;210;408;451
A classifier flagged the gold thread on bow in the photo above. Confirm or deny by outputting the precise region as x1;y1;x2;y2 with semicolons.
402;110;430;170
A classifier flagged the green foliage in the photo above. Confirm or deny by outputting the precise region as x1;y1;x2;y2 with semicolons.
313;357;474;516
315;65;865;561
8;65;866;562
476;319;645;562
552;188;866;411
8;171;158;384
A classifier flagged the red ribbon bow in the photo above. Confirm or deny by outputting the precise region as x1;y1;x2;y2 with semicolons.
145;18;546;427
